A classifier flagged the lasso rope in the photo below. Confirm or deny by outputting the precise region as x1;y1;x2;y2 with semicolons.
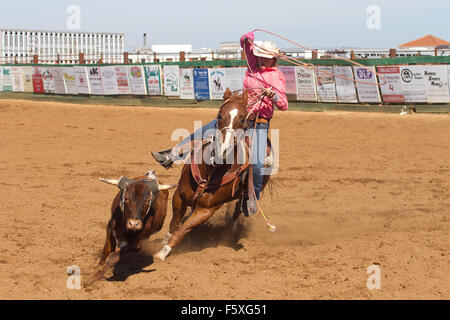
251;28;387;86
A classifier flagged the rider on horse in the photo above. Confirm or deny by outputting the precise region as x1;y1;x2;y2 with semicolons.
151;31;288;215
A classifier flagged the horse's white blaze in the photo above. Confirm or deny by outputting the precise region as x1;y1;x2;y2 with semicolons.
221;108;238;155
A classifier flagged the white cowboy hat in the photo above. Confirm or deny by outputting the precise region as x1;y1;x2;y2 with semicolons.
253;40;280;59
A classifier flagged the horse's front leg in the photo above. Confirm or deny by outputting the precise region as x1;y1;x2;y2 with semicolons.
156;205;220;261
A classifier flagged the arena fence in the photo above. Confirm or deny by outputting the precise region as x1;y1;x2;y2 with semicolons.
0;56;449;110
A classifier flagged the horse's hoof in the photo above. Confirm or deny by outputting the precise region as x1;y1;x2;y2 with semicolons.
156;245;172;261
85;270;104;287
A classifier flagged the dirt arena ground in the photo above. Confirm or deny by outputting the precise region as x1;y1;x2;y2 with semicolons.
0;98;449;300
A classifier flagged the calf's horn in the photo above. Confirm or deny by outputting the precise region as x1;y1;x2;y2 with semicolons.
99;178;120;186
158;184;178;191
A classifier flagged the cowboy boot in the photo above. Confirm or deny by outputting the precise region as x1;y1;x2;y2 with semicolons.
150;149;174;169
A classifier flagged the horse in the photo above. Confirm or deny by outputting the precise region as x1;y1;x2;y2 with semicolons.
155;88;271;260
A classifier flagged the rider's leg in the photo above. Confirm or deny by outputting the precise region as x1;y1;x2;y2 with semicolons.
151;119;217;168
241;122;269;216
251;123;269;200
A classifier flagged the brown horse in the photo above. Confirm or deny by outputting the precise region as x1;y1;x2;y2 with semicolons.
155;89;271;260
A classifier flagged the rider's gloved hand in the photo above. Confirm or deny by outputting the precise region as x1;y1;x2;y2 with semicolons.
242;31;255;43
262;87;276;99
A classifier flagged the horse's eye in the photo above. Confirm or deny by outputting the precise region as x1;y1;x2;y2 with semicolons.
217;114;222;120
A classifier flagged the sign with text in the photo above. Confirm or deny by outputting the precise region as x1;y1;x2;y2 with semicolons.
12;67;24;92
22;67;33;93
423;65;449;103
164;65;180;96
353;66;381;103
128;66;147;95
115;65;131;95
100;66;118;95
2;67;13;92
51;67;67;95
145;65;162;95
334;66;358;103
278;66;297;95
31;66;44;93
180;68;195;99
399;65;427;103
316;66;337;102
63;67;79;95
377;66;405;103
294;66;317;101
40;67;56;94
74;66;90;95
87;67;103;95
225;67;246;92
193;68;210;100
209;68;227;100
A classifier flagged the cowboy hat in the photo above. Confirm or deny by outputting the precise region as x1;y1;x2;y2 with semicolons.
253;40;280;59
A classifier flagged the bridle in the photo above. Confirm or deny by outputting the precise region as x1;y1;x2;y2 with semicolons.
119;180;157;218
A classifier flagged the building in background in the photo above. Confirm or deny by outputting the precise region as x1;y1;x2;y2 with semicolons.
0;29;124;64
130;39;214;63
399;34;450;51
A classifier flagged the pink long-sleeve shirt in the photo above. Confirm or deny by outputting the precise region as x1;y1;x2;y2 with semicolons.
240;32;288;120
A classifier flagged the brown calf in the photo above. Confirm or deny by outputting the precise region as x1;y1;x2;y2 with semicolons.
87;170;176;285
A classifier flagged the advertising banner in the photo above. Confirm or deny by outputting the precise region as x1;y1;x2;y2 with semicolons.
333;66;358;103
100;66;118;95
0;67;3;91
180;68;195;99
353;66;381;103
22;67;33;93
294;66;317;101
145;65;162;95
316;67;337;102
73;66;90;95
278;66;297;95
63;67;78;95
115;65;131;95
40;67;55;93
448;65;450;99
208;68;227;100
51;67;67;94
423;65;449;103
31;66;44;93
87;67;103;95
2;67;13;92
12;67;24;92
164;65;180;96
128;65;147;95
225;67;246;92
193;68;210;100
377;66;405;103
399;65;427;103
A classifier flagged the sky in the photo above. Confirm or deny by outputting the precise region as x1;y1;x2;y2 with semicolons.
1;0;449;51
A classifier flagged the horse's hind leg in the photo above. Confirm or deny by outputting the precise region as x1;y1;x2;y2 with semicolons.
156;205;219;261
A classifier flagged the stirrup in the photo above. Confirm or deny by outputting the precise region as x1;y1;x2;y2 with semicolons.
240;196;257;217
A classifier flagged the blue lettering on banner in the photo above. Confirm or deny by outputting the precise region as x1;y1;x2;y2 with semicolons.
356;68;373;80
193;68;210;100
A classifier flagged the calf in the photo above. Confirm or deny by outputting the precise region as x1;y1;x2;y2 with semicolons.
88;170;176;285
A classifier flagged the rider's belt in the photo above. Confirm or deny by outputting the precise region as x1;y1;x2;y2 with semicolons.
255;118;270;124
248;115;270;124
